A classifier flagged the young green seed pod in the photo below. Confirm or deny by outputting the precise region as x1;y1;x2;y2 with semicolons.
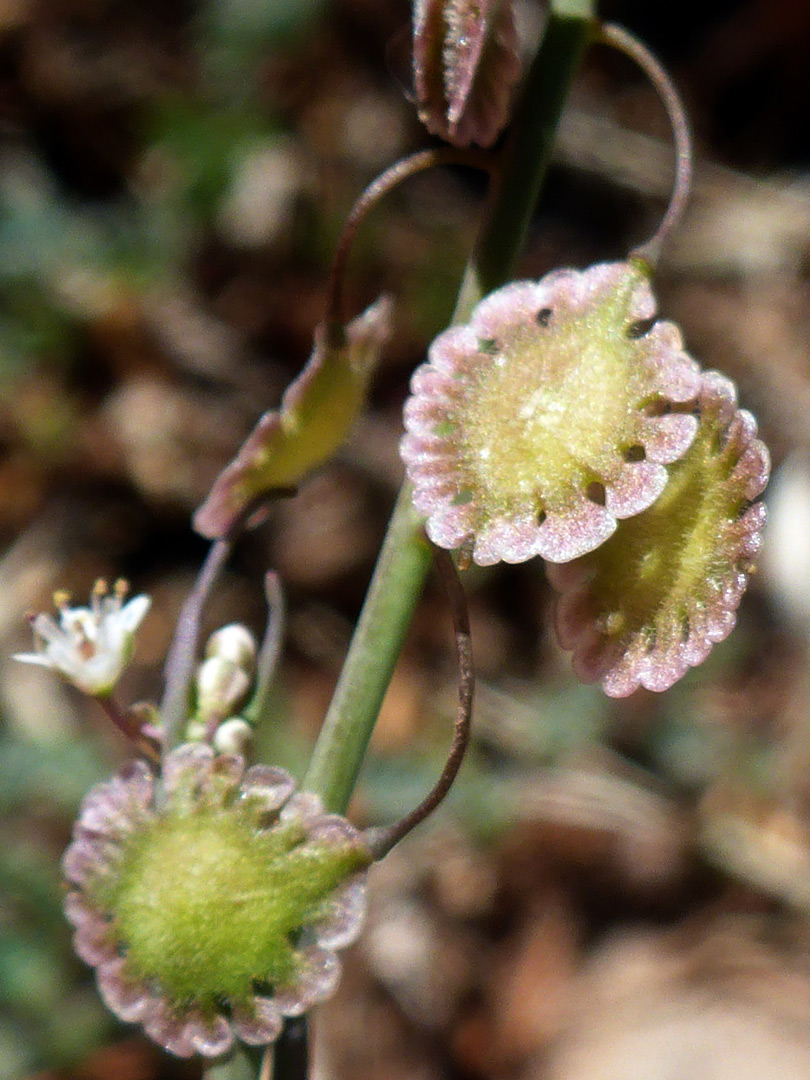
549;372;769;695
63;745;370;1058
401;260;701;565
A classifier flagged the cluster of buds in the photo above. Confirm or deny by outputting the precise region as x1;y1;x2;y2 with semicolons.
186;623;258;754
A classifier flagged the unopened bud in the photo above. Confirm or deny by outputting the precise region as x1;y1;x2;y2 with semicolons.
185;719;207;742
205;624;257;674
213;717;254;756
195;656;251;723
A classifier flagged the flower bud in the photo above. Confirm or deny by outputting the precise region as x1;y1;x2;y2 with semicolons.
194;656;251;723
413;0;521;147
205;623;257;674
213;717;253;756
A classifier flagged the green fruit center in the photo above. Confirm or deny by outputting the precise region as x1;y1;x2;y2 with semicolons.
104;806;365;1009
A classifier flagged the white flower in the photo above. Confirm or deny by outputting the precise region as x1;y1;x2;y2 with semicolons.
14;579;151;697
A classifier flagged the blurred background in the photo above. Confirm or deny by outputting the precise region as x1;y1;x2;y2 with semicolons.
3;0;810;1077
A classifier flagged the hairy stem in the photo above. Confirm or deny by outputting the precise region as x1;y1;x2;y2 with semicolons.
304;0;596;815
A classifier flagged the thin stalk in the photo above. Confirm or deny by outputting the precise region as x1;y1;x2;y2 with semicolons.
203;1047;264;1080
260;1047;272;1080
159;538;233;758
598;22;692;267
325;147;491;337
304;0;596;814
454;1;597;318
269;1018;309;1080
365;548;474;859
243;571;285;727
97;696;160;763
303;486;432;810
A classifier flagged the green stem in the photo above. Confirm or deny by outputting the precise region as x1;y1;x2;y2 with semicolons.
455;0;596;316
203;1046;264;1080
304;0;596;815
304;486;432;810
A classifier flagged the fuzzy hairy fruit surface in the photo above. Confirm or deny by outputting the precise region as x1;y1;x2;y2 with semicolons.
63;747;371;1057
105;806;365;1008
551;372;769;695
402;261;701;565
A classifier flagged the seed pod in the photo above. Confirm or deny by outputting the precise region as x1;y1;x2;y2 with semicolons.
413;0;521;147
194;295;393;539
401;260;701;565
549;372;769;696
63;745;370;1058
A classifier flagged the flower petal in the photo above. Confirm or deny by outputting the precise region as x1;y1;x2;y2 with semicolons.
231;996;283;1045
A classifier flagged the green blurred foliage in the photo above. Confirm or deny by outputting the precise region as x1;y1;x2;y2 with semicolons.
0;734;115;1076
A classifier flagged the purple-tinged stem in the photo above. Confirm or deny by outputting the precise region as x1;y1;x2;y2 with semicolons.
159;538;233;760
97;696;160;763
325;146;491;338
365;548;474;859
599;22;693;267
